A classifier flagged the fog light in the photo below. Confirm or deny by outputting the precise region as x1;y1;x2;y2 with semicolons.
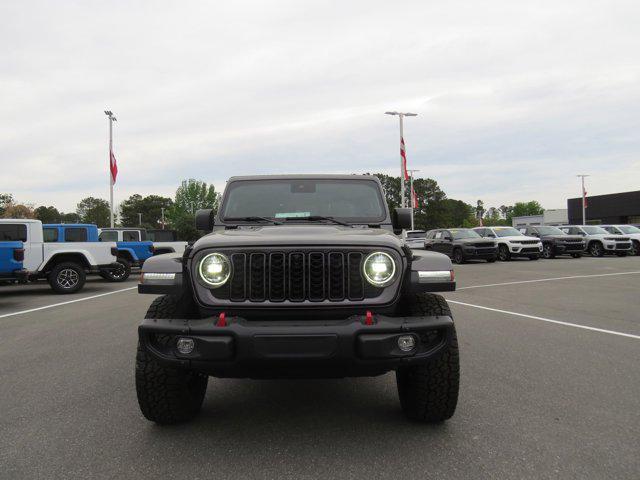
397;335;416;352
176;337;195;354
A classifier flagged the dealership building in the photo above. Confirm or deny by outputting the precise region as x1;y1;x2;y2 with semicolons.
567;190;640;225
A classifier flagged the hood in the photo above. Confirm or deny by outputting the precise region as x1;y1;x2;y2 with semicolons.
458;238;495;245
544;234;583;241
193;225;403;249
499;235;540;242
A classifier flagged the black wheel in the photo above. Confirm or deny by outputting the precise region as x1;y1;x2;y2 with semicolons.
452;248;465;264
542;243;555;259
589;242;604;257
48;262;86;294
497;244;511;261
135;295;208;424
631;241;639;256
571;253;582;258
529;255;539;261
396;294;460;423
100;258;131;282
486;256;497;263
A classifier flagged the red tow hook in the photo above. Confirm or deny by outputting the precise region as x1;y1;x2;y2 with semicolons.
216;312;227;327
365;310;374;326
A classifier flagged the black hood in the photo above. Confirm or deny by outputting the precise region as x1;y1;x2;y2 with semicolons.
192;225;403;250
543;235;583;241
458;238;495;245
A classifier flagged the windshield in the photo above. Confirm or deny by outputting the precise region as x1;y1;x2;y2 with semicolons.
536;226;565;235
493;227;522;237
618;226;640;234
221;179;386;223
406;231;426;239
450;229;481;239
582;226;609;235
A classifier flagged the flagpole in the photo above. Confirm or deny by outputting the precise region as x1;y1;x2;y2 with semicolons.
384;111;417;210
105;110;117;228
577;174;589;225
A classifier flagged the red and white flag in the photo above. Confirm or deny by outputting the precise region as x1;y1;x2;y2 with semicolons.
400;137;409;180
583;188;588;208
411;185;419;208
110;148;118;184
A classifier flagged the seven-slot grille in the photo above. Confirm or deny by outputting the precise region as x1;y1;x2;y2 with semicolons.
520;240;539;245
212;250;385;303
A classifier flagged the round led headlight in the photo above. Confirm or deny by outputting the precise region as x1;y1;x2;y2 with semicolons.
198;253;231;287
363;251;396;287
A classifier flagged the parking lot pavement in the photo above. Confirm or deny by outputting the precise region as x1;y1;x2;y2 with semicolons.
1;258;639;479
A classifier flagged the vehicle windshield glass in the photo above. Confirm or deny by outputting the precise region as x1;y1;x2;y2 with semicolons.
493;227;522;237
536;226;564;235
618;226;640;234
582;226;608;235
406;231;425;239
450;229;481;239
221;179;386;223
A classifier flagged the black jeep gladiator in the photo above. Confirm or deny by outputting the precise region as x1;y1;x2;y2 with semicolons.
135;175;459;424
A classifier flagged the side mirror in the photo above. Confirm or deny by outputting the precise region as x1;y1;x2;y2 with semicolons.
195;209;215;232
392;208;412;231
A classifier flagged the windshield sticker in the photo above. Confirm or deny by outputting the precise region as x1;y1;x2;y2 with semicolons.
275;212;311;218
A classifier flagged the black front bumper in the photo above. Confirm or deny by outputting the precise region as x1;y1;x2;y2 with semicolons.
462;248;497;260
139;313;454;378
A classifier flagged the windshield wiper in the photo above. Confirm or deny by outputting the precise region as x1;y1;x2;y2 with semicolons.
225;216;283;225
282;215;353;227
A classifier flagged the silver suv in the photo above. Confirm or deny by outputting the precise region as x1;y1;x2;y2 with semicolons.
559;225;632;257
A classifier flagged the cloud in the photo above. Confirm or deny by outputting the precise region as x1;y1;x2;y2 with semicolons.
1;0;639;213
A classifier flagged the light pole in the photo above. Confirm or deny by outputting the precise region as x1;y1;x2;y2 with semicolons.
385;111;417;208
577;174;589;225
161;207;165;230
104;110;117;228
407;169;420;230
138;212;142;226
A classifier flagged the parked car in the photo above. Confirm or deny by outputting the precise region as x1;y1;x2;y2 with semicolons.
100;228;187;255
473;226;542;261
44;224;155;282
135;174;459;425
600;225;640;256
559;225;632;257
517;226;585;259
0;219;118;293
424;228;497;264
402;229;426;249
0;240;26;283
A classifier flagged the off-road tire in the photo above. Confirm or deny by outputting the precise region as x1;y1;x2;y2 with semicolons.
135;295;208;424
498;244;511;261
542;243;555;259
589;241;604;257
452;248;465;264
571;253;582;258
48;262;86;294
100;258;131;282
396;293;460;423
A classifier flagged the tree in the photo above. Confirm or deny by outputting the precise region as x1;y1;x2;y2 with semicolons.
35;205;62;223
510;201;544;219
119;194;173;228
77;197;111;226
1;203;36;219
60;212;80;223
166;179;220;241
0;193;14;217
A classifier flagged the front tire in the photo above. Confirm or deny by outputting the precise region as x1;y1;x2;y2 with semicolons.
631;241;639;256
135;295;208;424
497;244;511;261
589;242;604;257
542;243;555;259
48;262;86;294
452;248;465;264
100;258;131;282
396;294;460;423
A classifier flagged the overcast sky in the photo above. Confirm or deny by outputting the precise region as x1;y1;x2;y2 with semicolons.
2;0;639;212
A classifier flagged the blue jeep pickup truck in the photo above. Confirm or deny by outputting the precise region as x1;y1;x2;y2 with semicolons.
44;224;154;282
0;241;26;282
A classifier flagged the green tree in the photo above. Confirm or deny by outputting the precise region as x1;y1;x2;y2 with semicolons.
166;179;220;241
60;212;80;223
77;197;111;227
34;205;62;223
119;194;173;228
0;193;14;217
508;201;544;222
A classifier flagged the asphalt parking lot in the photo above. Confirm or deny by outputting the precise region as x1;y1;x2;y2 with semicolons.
1;257;639;479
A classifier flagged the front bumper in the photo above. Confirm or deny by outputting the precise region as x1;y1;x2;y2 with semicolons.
508;243;543;255
555;243;585;254
603;242;631;253
138;312;455;378
462;247;498;260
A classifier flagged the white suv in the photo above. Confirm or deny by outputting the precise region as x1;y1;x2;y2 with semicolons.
560;225;632;257
402;230;426;249
473;226;543;261
600;225;640;256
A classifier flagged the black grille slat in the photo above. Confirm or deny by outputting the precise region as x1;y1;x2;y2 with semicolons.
347;252;364;300
308;252;325;301
328;252;345;300
249;253;266;301
289;253;305;301
230;253;246;300
269;253;286;301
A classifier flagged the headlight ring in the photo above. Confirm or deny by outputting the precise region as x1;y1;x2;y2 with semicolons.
362;251;396;287
198;252;231;287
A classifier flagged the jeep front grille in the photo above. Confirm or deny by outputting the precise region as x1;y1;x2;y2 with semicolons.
210;250;384;303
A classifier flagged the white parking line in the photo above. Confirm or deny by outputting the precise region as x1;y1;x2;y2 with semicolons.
457;271;640;290
448;300;640;340
0;286;138;319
